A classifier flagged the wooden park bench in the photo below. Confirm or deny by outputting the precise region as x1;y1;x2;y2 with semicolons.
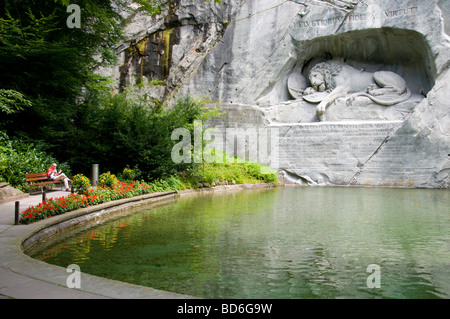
25;172;72;194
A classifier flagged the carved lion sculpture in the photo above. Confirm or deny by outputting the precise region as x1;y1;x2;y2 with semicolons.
302;60;411;120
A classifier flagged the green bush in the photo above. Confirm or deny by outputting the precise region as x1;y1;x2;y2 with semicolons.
0;131;71;191
118;166;141;182
149;175;183;192
64;94;222;181
182;148;279;187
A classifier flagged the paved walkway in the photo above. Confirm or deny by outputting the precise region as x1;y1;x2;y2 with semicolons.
0;190;69;226
0;190;191;299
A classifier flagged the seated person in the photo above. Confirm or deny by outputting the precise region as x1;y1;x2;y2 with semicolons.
47;163;71;191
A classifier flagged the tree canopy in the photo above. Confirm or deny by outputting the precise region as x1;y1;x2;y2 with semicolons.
0;0;124;136
0;0;223;178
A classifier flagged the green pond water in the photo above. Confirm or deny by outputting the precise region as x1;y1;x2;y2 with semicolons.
27;187;450;298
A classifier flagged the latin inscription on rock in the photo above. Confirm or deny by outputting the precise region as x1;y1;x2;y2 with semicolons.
293;6;418;29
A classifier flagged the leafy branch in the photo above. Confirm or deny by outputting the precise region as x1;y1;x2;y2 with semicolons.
0;89;31;114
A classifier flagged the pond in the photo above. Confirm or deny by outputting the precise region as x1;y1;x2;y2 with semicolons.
27;186;450;298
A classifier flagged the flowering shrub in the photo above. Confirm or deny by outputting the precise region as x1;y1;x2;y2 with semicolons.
0;131;71;192
119;167;140;182
98;171;118;188
72;174;91;194
20;181;152;224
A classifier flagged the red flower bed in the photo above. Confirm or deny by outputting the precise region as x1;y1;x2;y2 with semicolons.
20;181;152;224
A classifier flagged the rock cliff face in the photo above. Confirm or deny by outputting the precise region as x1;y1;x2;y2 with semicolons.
102;0;450;188
99;0;244;101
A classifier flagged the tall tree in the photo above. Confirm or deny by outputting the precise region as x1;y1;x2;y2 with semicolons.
0;0;223;175
0;0;125;145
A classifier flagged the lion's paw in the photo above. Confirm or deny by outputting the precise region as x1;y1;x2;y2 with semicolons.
303;87;316;96
316;103;326;115
347;95;356;105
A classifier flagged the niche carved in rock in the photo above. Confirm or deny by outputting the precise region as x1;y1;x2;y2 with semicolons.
267;28;434;123
288;59;413;121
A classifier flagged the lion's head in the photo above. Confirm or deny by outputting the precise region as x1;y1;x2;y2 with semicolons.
308;61;343;92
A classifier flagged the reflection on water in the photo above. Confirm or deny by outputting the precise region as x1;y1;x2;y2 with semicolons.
28;187;450;298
